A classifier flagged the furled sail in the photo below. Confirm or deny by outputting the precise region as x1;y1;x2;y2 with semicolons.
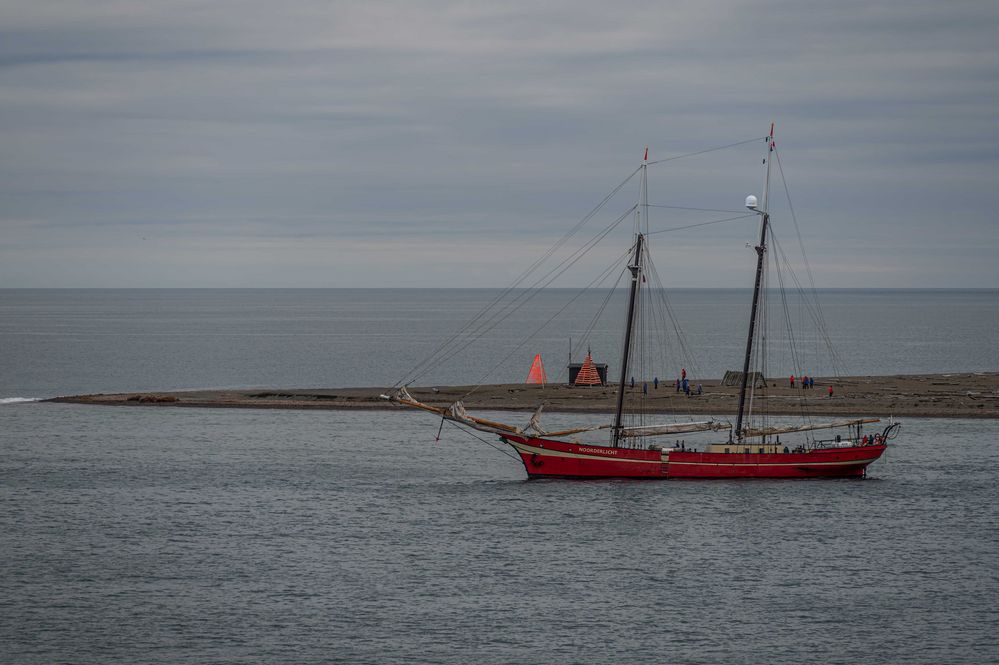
525;405;548;435
542;423;612;437
740;418;880;438
618;420;731;438
447;401;474;425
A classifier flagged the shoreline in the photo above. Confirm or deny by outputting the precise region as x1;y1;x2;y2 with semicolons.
46;372;999;419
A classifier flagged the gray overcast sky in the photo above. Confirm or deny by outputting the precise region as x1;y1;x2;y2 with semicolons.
1;0;997;288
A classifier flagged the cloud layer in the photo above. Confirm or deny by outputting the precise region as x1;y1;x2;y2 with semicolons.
1;0;997;287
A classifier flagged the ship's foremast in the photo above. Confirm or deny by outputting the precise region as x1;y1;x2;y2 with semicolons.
612;231;644;447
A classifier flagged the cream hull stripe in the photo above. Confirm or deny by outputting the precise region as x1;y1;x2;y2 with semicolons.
508;441;663;464
668;457;881;468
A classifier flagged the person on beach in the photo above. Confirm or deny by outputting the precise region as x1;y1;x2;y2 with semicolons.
676;378;681;392
696;383;702;395
790;374;795;388
827;385;834;397
681;368;686;380
654;377;659;390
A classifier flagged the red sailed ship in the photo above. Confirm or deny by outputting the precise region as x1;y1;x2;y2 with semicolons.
386;128;899;479
501;434;888;479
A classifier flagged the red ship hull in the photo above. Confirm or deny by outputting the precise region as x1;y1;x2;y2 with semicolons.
502;434;887;479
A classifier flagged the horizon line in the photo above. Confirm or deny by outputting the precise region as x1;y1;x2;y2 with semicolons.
1;286;997;291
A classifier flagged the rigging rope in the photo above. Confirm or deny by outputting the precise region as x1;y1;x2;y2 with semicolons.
737;139;843;443
409;205;636;388
444;420;521;461
396;137;765;389
558;264;629;384
646;136;769;166
393;167;641;388
647;204;746;214
460;242;636;399
641;247;702;421
772;146;841;376
770;227;814;433
646;214;756;236
396;134;779;416
769;233;845;376
406;204;636;387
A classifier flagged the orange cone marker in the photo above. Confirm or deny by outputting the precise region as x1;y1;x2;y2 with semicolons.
526;354;548;386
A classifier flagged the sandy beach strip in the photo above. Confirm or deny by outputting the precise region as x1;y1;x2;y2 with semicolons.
46;372;999;419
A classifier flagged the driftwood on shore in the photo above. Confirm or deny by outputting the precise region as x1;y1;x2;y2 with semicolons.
46;372;999;419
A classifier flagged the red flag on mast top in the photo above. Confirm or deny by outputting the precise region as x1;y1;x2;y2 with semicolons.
525;354;547;386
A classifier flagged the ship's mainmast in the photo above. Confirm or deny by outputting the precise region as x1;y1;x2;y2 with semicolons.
735;125;775;441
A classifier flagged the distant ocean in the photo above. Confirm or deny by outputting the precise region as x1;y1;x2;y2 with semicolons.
1;288;997;398
2;289;997;664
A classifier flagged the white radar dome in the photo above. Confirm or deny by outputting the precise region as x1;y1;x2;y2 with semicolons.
745;195;759;211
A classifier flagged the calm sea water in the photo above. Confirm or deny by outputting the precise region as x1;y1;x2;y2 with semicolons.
2;289;998;663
